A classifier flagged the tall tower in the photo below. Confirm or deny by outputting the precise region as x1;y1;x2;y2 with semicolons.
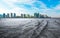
34;13;39;18
21;14;24;18
6;13;9;18
14;13;16;18
0;14;3;18
24;14;26;18
3;13;6;18
11;13;13;18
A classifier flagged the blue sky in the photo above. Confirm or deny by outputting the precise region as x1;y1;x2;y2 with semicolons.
0;0;60;17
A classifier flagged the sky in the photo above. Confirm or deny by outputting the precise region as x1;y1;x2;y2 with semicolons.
0;0;60;17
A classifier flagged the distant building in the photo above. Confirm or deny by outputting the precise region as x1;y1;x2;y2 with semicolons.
43;15;48;18
6;13;9;18
0;14;3;18
40;14;44;18
24;14;26;18
40;14;49;18
11;13;13;18
10;13;16;18
0;13;50;18
3;13;6;18
27;14;30;18
24;14;28;18
14;13;16;18
21;14;24;18
34;13;40;18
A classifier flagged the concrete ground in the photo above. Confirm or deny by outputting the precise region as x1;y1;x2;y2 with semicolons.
0;18;60;38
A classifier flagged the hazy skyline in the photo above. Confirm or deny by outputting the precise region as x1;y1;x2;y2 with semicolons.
0;0;60;17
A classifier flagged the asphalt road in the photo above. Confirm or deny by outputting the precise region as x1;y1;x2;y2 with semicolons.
0;18;60;38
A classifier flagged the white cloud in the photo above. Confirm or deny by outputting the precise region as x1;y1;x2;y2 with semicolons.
3;0;35;4
0;0;60;17
0;0;33;15
9;7;30;16
54;4;60;10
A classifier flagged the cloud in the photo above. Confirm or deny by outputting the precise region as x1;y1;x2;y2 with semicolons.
0;0;33;15
0;0;60;17
39;4;60;17
54;4;60;10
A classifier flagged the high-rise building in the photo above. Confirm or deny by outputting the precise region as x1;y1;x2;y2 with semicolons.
11;13;13;18
40;14;44;18
10;13;16;18
34;13;40;18
27;14;30;18
3;13;6;18
0;14;3;18
14;13;16;18
24;14;26;18
21;14;24;18
6;13;9;18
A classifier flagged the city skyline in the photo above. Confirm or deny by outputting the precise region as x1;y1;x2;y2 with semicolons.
0;0;60;17
0;13;50;18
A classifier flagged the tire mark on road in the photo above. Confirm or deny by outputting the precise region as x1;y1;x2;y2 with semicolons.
31;20;48;38
0;20;37;38
15;20;44;38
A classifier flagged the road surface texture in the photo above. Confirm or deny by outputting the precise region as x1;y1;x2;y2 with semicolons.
0;18;60;38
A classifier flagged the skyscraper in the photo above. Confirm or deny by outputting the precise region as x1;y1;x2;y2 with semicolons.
11;13;13;18
40;14;44;18
6;13;9;18
3;13;6;18
14;13;16;18
27;14;30;18
21;14;24;18
0;14;2;18
24;14;26;18
34;13;40;18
